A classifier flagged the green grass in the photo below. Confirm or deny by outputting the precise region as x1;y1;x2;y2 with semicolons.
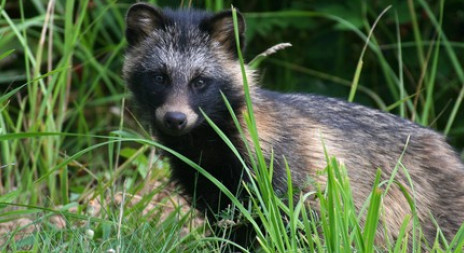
1;0;464;252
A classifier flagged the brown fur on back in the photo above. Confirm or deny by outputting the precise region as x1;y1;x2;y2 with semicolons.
247;88;464;243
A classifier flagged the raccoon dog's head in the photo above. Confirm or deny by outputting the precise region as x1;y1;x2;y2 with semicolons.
123;3;246;136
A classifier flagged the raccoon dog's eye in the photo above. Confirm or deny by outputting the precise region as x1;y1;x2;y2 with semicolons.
153;74;167;85
192;77;207;90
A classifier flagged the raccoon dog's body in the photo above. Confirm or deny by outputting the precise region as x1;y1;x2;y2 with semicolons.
123;3;464;249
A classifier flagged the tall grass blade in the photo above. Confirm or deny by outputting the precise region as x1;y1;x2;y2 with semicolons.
348;5;391;102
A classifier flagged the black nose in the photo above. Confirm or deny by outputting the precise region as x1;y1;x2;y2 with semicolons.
164;112;187;130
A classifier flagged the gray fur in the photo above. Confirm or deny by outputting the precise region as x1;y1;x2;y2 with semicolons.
250;90;464;244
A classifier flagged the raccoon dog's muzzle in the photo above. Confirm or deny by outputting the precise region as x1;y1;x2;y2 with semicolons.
154;99;200;136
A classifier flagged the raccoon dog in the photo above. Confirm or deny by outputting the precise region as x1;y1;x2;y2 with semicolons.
123;2;464;249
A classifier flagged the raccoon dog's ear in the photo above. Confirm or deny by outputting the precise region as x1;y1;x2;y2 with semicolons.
125;3;165;46
200;9;246;57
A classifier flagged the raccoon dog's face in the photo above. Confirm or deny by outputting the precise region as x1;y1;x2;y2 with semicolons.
123;3;246;136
